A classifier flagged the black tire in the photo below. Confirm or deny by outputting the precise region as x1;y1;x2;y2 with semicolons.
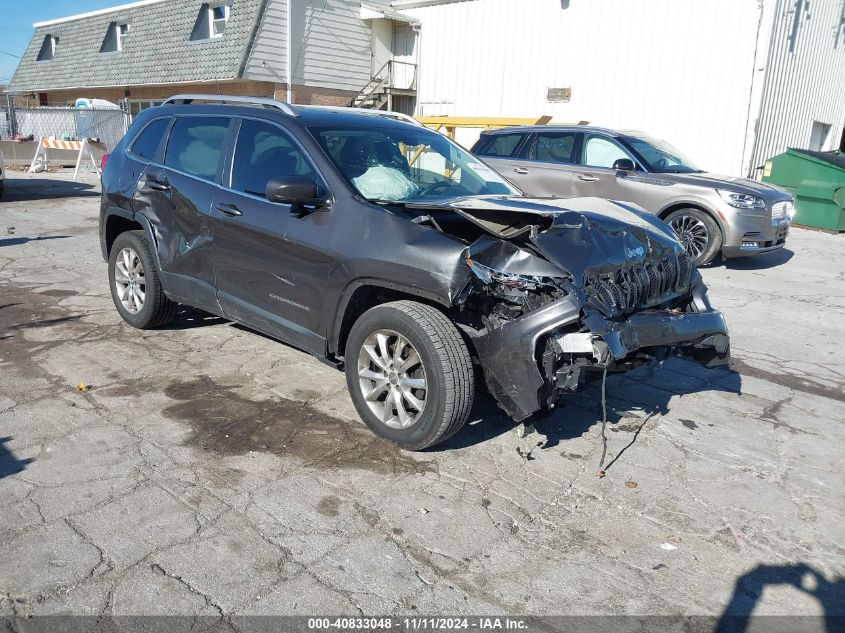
108;231;176;329
345;301;474;451
665;207;723;266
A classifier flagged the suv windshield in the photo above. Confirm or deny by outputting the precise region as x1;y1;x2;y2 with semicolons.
308;123;520;203
623;135;702;174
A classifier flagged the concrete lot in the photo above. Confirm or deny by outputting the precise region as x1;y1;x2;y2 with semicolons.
0;172;843;621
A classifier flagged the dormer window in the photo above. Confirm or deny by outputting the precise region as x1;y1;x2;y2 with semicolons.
118;23;130;49
36;35;57;61
100;22;130;53
211;4;230;37
190;3;231;41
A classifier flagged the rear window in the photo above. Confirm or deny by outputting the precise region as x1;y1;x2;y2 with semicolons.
474;133;524;158
129;118;170;161
164;116;230;180
529;132;577;164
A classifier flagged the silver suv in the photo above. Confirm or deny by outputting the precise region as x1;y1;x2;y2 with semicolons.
473;126;794;265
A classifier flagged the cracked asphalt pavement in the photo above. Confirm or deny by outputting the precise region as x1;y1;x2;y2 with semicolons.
1;172;843;620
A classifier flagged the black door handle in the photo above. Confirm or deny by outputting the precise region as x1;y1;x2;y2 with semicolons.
217;203;243;217
139;178;169;193
146;181;170;192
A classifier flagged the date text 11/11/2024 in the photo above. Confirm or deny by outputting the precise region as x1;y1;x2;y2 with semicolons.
307;617;530;631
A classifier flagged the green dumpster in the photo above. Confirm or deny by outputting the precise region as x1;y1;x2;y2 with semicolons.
763;148;845;232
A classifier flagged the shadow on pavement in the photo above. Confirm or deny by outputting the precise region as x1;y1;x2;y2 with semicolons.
439;357;742;459
0;235;72;248
719;248;794;270
158;306;229;330
1;177;99;201
716;563;845;633
0;436;33;479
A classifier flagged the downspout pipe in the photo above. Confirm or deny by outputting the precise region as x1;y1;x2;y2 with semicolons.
286;0;293;103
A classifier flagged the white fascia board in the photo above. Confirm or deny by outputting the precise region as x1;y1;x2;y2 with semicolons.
391;0;474;9
33;0;169;28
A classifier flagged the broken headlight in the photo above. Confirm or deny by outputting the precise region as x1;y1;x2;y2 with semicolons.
465;258;566;291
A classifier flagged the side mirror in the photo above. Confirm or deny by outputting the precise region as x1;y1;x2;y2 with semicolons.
266;176;327;208
613;158;636;172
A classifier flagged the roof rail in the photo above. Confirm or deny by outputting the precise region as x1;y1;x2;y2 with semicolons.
297;105;423;127
162;94;298;117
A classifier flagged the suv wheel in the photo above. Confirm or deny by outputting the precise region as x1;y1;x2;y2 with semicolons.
666;208;722;266
345;301;474;450
108;231;176;329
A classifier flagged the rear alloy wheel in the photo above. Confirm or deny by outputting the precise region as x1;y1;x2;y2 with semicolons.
108;231;176;329
345;301;474;450
666;208;722;266
114;247;146;315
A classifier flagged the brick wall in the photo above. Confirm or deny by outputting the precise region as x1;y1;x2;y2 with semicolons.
277;85;356;107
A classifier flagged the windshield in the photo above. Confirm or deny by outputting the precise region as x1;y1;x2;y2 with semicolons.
308;123;520;203
623;135;701;173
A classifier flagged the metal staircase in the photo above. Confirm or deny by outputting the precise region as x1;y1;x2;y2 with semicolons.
350;60;417;111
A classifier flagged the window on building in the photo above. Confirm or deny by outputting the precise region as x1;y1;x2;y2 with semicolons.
36;35;57;62
164;117;230;180
231;120;318;198
130;118;171;161
190;3;232;41
474;133;525;158
128;100;165;117
211;4;231;37
118;23;130;49
809;121;832;151
101;22;130;53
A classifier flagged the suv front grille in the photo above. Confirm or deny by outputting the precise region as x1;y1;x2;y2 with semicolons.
584;252;691;318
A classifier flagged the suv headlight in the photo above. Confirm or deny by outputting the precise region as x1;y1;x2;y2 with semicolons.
717;189;766;215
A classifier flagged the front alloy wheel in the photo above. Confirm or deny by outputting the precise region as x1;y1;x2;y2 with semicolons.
345;301;474;450
358;330;428;430
666;208;722;266
670;214;709;261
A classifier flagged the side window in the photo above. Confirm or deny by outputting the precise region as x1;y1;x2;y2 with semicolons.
129;118;170;161
474;133;524;158
583;135;632;169
231;119;318;198
530;132;577;164
164;116;230;180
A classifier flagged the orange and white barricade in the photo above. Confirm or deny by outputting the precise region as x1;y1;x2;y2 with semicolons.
29;137;101;181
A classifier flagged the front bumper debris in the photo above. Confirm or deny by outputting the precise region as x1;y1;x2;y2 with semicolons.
473;286;730;422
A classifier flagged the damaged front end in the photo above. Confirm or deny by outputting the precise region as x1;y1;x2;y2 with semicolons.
450;197;730;422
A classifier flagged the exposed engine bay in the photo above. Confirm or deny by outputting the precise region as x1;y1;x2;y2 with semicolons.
404;195;730;421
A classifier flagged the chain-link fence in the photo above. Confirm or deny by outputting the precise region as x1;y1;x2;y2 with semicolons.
0;102;130;151
0;103;12;141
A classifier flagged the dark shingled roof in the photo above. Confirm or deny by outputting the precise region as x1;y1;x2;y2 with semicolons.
9;0;265;92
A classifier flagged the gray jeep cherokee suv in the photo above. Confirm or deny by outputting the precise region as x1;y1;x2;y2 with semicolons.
100;96;729;450
473;126;794;266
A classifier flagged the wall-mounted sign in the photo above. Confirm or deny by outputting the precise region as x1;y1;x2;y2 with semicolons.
547;87;572;103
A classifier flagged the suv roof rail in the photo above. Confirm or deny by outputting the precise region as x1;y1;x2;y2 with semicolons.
162;94;298;117
297;104;424;127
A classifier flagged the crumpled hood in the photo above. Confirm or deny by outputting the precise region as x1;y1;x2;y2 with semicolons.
445;195;686;283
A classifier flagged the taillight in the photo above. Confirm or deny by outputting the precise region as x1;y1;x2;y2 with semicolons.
100;154;110;171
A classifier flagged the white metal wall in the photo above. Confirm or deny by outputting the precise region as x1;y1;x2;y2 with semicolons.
406;0;767;176
750;0;845;174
